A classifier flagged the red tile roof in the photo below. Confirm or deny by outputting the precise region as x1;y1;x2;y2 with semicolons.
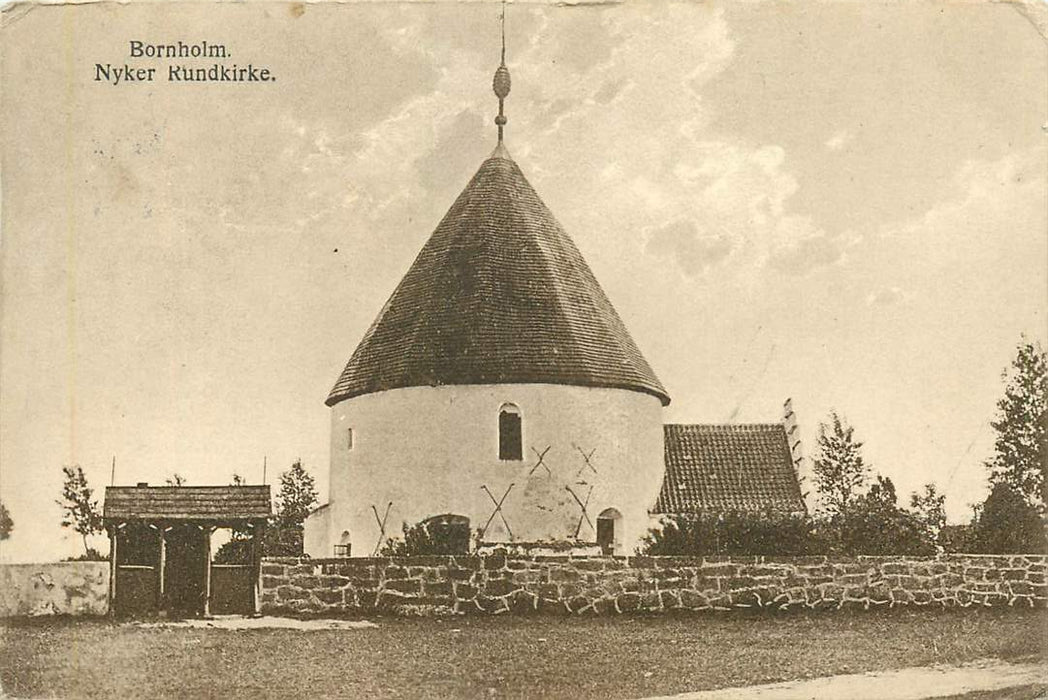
326;148;669;407
103;486;272;522
654;424;805;514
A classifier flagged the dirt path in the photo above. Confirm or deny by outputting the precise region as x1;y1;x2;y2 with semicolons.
642;658;1047;700
134;615;378;630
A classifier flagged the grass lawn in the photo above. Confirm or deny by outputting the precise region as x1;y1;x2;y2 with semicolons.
1;608;1044;699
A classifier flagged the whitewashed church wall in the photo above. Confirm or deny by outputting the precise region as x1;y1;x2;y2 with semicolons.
305;383;665;557
303;504;333;558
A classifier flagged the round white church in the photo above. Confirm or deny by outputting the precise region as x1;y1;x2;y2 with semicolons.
304;41;804;558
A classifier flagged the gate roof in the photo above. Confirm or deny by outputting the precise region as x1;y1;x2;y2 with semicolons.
103;485;272;522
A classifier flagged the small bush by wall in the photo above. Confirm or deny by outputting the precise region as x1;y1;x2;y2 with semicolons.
642;511;820;556
379;514;473;556
261;553;1047;617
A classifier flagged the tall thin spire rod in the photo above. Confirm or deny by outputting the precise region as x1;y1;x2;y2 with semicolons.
492;2;511;144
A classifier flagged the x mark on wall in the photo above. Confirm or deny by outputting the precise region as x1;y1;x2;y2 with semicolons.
573;443;597;478
565;484;595;538
528;445;552;477
370;502;393;556
480;483;515;540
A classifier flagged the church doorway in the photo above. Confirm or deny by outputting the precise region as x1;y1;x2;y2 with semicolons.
596;508;622;555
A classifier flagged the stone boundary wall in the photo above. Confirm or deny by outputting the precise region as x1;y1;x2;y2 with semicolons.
261;553;1047;616
0;562;109;617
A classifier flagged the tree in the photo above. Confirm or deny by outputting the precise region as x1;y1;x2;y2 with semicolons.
910;483;947;547
165;473;187;487
267;460;318;556
968;482;1046;554
812;412;871;518
213;473;253;564
0;501;12;541
838;476;935;555
275;460;318;525
985;339;1047;512
56;465;103;556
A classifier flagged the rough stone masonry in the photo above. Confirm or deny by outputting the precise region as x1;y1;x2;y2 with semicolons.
0;562;109;617
261;553;1047;616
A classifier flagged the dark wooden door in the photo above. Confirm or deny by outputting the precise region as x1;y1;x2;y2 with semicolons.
163;525;206;617
113;524;160;617
210;565;255;614
114;566;158;616
597;517;614;555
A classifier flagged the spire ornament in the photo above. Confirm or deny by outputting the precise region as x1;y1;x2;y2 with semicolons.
493;3;511;144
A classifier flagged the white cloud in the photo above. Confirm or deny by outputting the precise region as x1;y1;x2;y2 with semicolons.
886;149;1046;257
824;129;853;151
866;286;906;306
645;219;734;276
306;4;844;283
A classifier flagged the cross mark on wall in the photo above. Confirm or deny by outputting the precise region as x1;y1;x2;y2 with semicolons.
573;443;598;478
370;501;393;557
528;446;552;477
565;484;595;538
480;483;515;540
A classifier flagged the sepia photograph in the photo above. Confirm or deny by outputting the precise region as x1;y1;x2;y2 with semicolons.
1;0;1046;697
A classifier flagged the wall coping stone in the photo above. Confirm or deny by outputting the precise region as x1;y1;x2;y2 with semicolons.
265;554;1048;566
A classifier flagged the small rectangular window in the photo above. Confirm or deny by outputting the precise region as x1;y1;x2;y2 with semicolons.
347;428;354;450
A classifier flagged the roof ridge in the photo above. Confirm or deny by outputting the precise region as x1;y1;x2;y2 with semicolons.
106;485;271;490
666;422;785;429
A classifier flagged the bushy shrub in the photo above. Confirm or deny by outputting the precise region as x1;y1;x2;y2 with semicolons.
938;524;973;553
967;482;1047;554
380;514;472;556
830;476;936;556
264;523;305;557
213;537;253;564
643;478;943;557
640;509;822;556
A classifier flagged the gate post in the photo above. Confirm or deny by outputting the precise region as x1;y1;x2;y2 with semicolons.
156;528;166;612
108;527;118;616
251;520;265;616
202;526;213;618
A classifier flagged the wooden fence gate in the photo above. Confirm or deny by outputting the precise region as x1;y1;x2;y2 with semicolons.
104;485;271;618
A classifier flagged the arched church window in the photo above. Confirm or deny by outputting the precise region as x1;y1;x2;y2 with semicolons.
498;403;522;461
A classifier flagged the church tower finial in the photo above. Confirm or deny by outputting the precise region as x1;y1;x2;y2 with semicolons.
492;2;511;144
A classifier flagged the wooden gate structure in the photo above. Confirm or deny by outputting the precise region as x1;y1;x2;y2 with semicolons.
103;485;271;618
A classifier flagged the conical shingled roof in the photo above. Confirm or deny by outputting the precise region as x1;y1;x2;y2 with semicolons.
326;147;670;407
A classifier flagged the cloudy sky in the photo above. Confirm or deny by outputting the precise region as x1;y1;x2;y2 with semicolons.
1;1;1045;562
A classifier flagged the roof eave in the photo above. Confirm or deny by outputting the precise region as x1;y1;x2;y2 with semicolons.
325;378;670;408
